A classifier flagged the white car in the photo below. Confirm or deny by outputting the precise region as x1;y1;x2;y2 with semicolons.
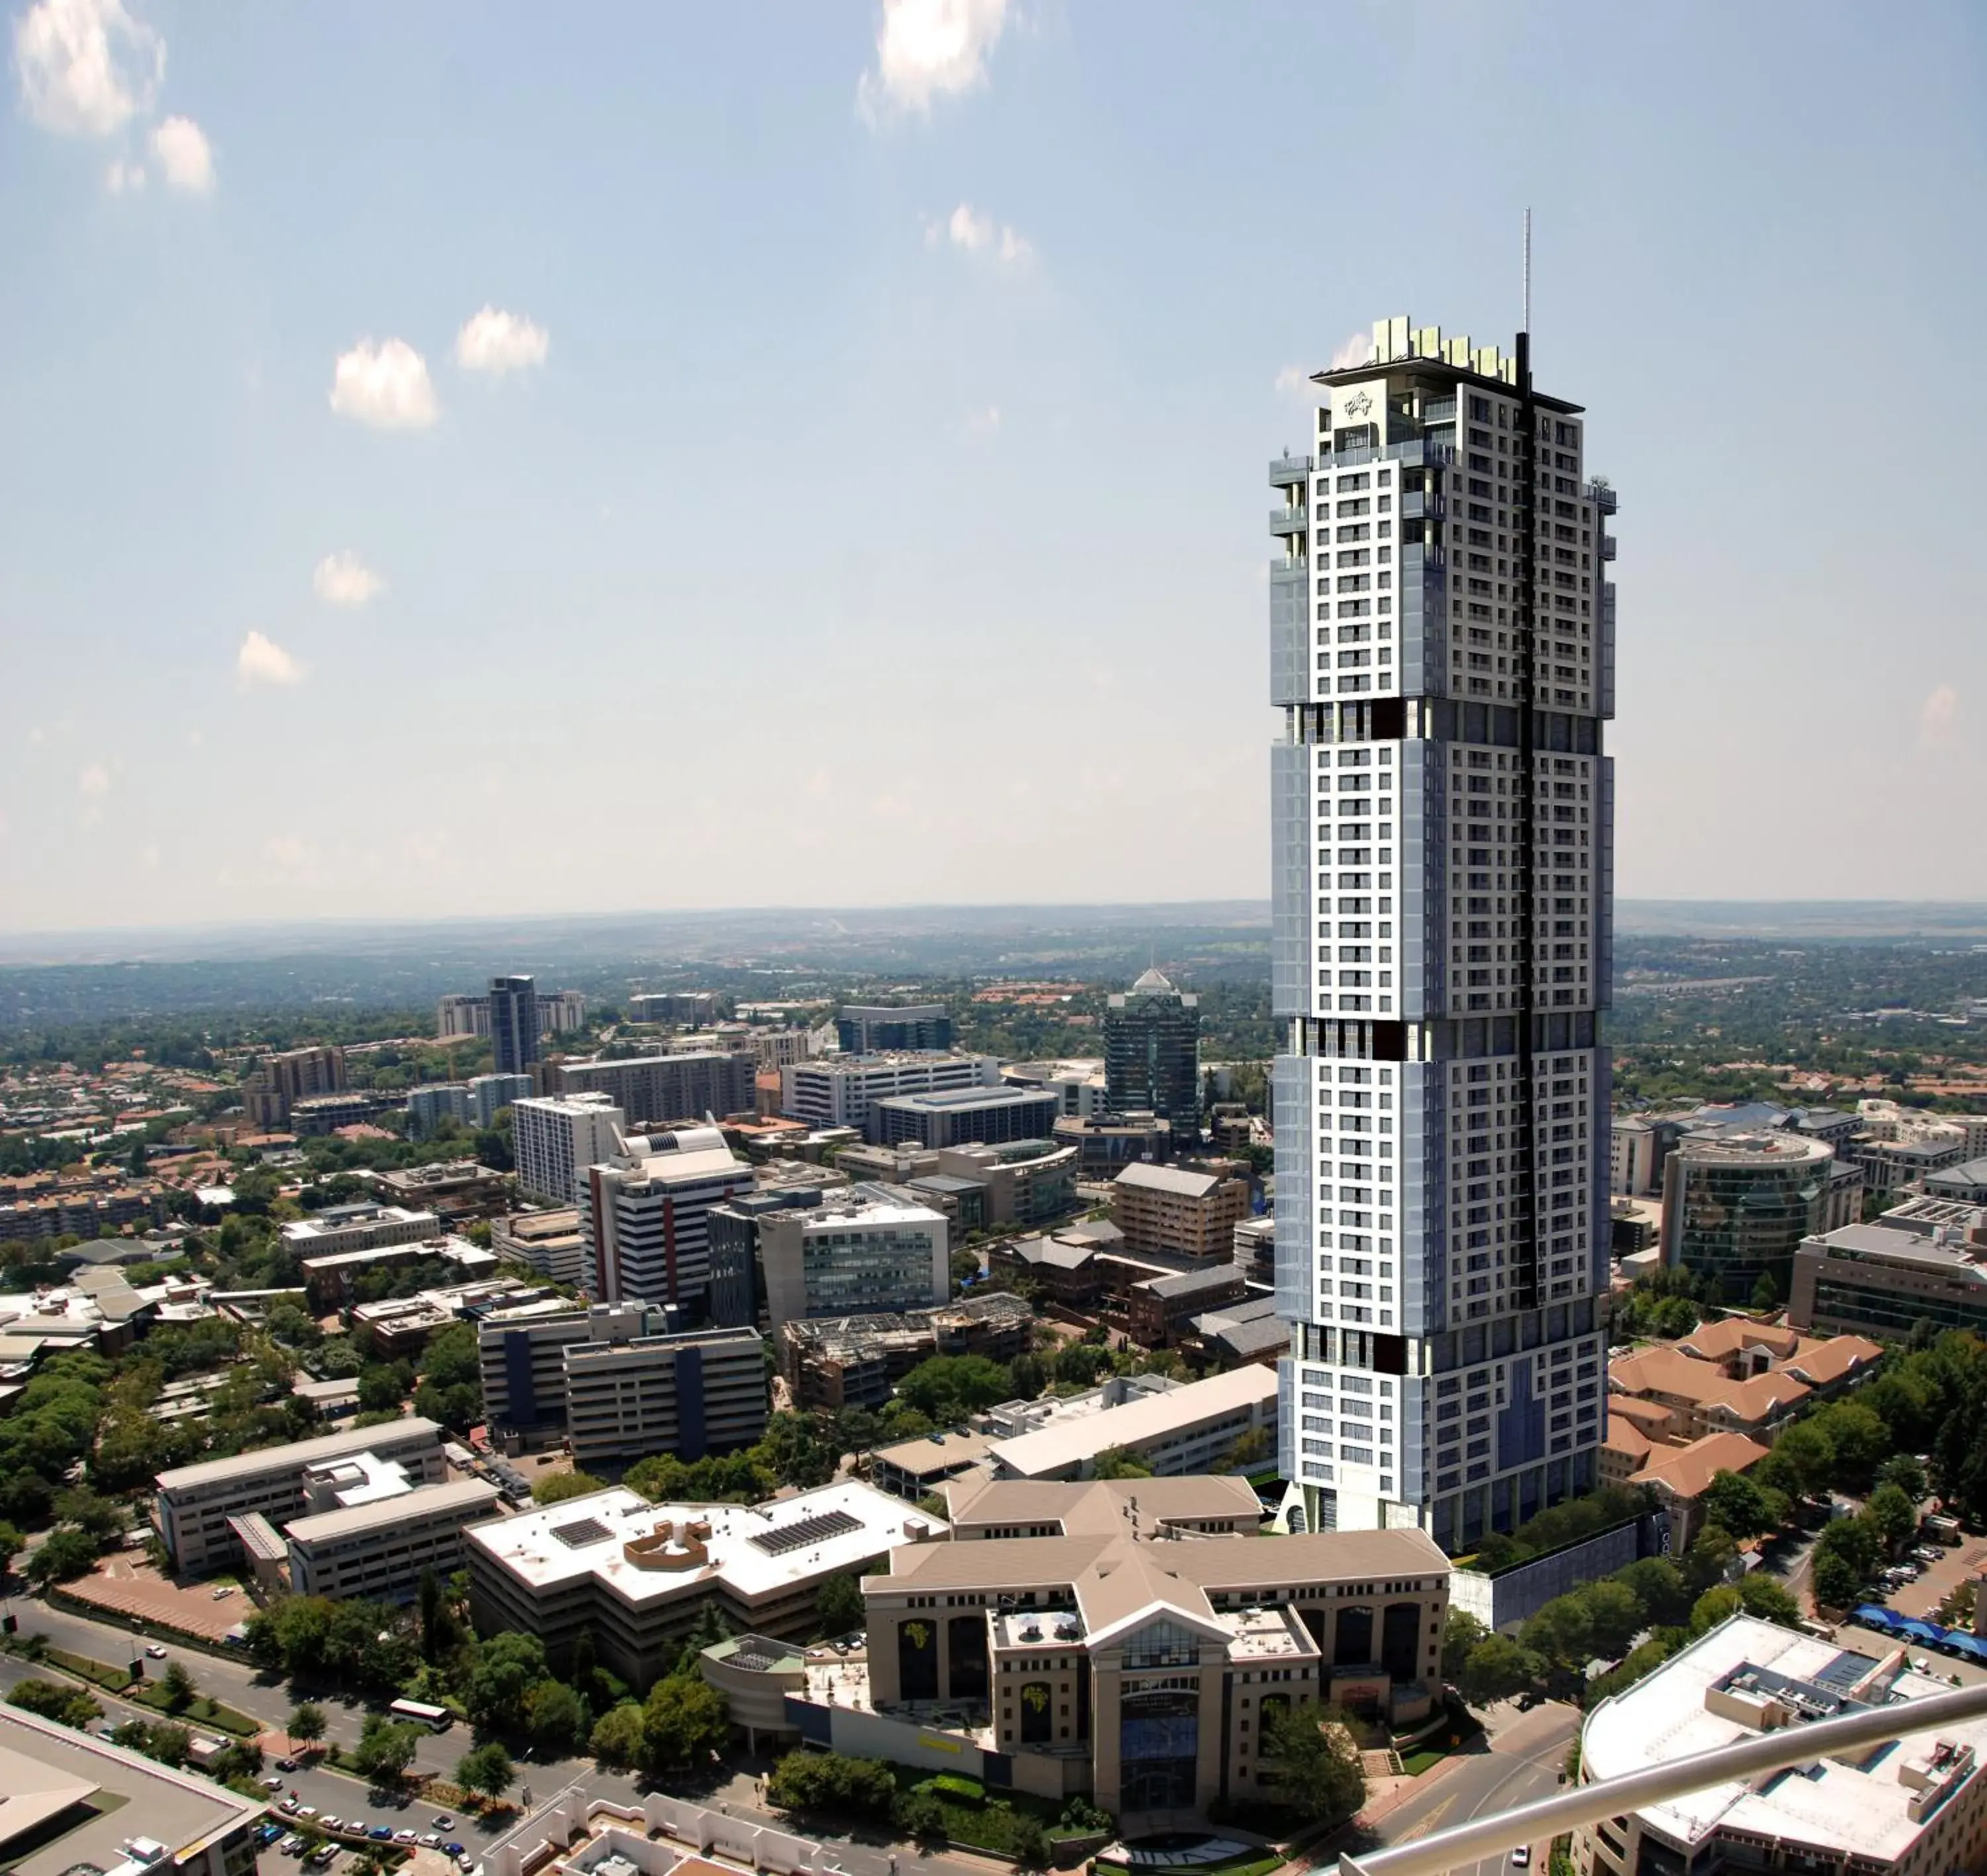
145;1643;168;1659
1512;1850;1532;1869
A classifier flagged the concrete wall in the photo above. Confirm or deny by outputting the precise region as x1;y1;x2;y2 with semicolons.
1451;1518;1647;1634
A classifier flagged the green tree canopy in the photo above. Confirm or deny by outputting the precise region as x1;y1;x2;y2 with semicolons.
1259;1700;1367;1822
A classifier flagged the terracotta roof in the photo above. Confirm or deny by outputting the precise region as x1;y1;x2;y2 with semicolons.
1609;1345;1810;1423
1604;1422;1652;1463
1606;1395;1676;1434
1678;1318;1800;1363
1781;1335;1884;1387
1631;1431;1771;1502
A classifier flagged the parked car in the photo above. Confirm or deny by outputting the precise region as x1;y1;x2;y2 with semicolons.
1512;1851;1532;1869
261;1775;285;1791
370;1827;394;1842
444;1845;466;1859
309;1848;338;1869
421;1834;442;1848
280;1799;300;1814
280;1836;305;1856
256;1825;283;1848
395;1829;418;1844
321;1818;342;1834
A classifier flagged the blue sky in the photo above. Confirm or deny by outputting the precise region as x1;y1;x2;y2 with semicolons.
4;0;1984;932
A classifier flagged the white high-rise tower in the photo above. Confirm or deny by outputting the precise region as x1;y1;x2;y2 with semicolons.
1269;315;1618;1549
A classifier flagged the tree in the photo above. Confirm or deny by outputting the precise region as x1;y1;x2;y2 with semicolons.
533;1470;609;1506
1458;1635;1547;1708
1259;1700;1367;1822
1813;1515;1882;1610
456;1740;515;1804
1768;1421;1835;1502
54;1485;127;1543
160;1660;197;1712
767;1749;899;1821
1700;1469;1776;1541
1091;1446;1154;1481
1581;1579;1647;1661
1690;1585;1743;1634
1877;1453;1929;1506
1867;1483;1919;1553
1615;1557;1692;1628
1007;1353;1046;1401
817;1572;865;1637
353;1716;420;1783
1682;1524;1740;1596
0;1518;23;1576
1750;1271;1780;1311
1737;1575;1803;1629
1007;1814;1051;1871
25;1524;100;1587
588;1702;645;1769
639;1671;729;1772
1811;1403;1889;1490
288;1701;327;1749
893;1791;948;1849
523;1678;587;1753
1442;1610;1488;1684
465;1632;548;1732
8;1677;101;1729
356;1367;405;1416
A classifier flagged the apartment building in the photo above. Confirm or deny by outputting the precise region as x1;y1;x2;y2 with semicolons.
556;1052;757;1129
285;1477;501;1602
584;1125;754;1308
242;1044;347;1130
407;1084;474;1140
513;1092;626;1205
781;1052;1002;1135
562;1324;770;1469
154;1418;446;1575
1270;314;1617;1547
440;989;586;1039
758;1187;948;1331
465;1480;941;1687
1112;1162;1252;1260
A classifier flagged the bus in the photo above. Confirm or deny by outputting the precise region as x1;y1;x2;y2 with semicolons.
388;1699;452;1733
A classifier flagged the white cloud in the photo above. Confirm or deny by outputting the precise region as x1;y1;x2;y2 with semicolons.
236;630;304;688
14;0;162;137
103;156;144;192
936;201;1033;266
858;0;1007;121
150;113;212;192
454;306;549;376
313;550;383;607
1919;683;1960;751
1274;364;1317;401
1330;329;1376;370
329;339;438;429
77;762;111;800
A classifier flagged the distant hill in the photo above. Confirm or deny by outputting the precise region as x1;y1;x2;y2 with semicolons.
1617;901;1987;939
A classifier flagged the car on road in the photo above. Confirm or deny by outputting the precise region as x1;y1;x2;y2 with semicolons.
443;1845;466;1859
261;1775;285;1791
145;1643;168;1659
1511;1850;1532;1869
276;1757;297;1771
432;1816;454;1831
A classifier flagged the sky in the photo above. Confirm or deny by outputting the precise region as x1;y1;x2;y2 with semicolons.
3;0;1985;935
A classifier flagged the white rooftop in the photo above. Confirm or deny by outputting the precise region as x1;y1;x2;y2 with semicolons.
1584;1614;1987;1863
990;1365;1278;1479
464;1479;946;1604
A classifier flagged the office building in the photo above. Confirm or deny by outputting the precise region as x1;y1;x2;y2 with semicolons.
989;1363;1279;1481
1659;1131;1833;1305
1269;313;1617;1547
0;1704;268;1876
837;1003;954;1053
871;1086;1062;1149
153;1418;445;1575
759;1187;948;1331
1790;1197;1987;1339
1576;1616;1987;1876
562;1323;770;1469
801;1475;1447;1821
280;1200;439;1260
489;974;540;1075
407;1082;474;1140
285;1476;501;1603
628;990;719;1026
1127;1263;1250;1348
584;1125;755;1308
1003;1058;1109;1118
557;1052;758;1129
464;1479;942;1687
479;1300;662;1437
1052;1111;1174;1173
1112;1162;1252;1260
1103;968;1202;1125
375;1158;513;1224
782;1052;1003;1135
491;1206;589;1286
513;1092;626;1204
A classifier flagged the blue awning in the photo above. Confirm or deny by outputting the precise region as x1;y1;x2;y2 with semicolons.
1853;1604;1902;1629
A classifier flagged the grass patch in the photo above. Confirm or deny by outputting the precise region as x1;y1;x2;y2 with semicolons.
887;1764;1072;1853
1401;1748;1447;1776
128;1685;260;1737
44;1646;135;1693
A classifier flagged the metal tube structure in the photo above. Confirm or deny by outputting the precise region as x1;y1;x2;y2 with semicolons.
1335;1678;1987;1876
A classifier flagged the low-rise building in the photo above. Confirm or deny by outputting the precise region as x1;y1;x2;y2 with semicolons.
491;1206;589;1285
282;1200;440;1263
868;1428;996;1502
154;1418;446;1575
1111;1163;1250;1261
465;1479;943;1687
1126;1263;1248;1347
989;1363;1279;1481
1052;1111;1172;1174
870;1086;1062;1150
289;1092;387;1135
295;1231;495;1310
782;1052;1003;1135
1629;1431;1772;1553
1926;1155;1987;1205
285;1476;503;1602
1184;1290;1286;1371
376;1159;512;1223
1606;1345;1809;1446
1789;1197;1987;1339
782;1292;1034;1410
759;1187;948;1331
1576;1616;1987;1876
562;1324;770;1470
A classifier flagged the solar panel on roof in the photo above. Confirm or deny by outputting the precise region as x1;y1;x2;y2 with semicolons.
750;1508;862;1555
550;1516;611;1548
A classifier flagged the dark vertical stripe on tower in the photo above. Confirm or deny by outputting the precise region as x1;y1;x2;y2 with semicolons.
1512;330;1539;1312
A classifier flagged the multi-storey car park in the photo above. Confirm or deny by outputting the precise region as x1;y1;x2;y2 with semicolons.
1269;313;1617;1549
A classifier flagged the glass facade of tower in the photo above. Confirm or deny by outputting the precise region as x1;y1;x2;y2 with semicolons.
489;974;540;1076
1269;315;1617;1551
1103;970;1202;1125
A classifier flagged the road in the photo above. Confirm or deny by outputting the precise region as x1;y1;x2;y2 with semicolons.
1360;1702;1578;1876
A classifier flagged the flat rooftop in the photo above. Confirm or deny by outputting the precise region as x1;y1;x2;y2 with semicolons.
287;1476;502;1547
156;1417;441;1492
990;1364;1277;1479
0;1704;264;1876
465;1479;946;1603
1583;1614;1987;1863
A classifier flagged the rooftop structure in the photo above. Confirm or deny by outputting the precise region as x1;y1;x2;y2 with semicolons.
870;1085;1062;1150
988;1363;1278;1481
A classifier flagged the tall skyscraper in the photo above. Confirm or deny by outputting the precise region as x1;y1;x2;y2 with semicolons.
1103;968;1201;1125
489;974;540;1075
1269;314;1617;1550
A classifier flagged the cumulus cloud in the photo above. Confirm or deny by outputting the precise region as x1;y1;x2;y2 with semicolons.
454;306;549;375
150;113;212;191
934;201;1032;265
236;630;304;688
329;339;438;430
1330;329;1376;370
103;156;143;192
14;0;162;137
77;762;111;799
1920;683;1960;751
313;550;383;607
858;0;1007;121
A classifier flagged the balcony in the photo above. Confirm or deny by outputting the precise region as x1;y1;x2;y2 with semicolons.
1422;397;1457;424
1600;534;1617;561
1270;454;1314;488
1584;480;1618;514
1270;506;1308;537
1402;490;1447;521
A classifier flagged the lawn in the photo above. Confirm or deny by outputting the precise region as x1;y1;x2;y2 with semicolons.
128;1684;261;1737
